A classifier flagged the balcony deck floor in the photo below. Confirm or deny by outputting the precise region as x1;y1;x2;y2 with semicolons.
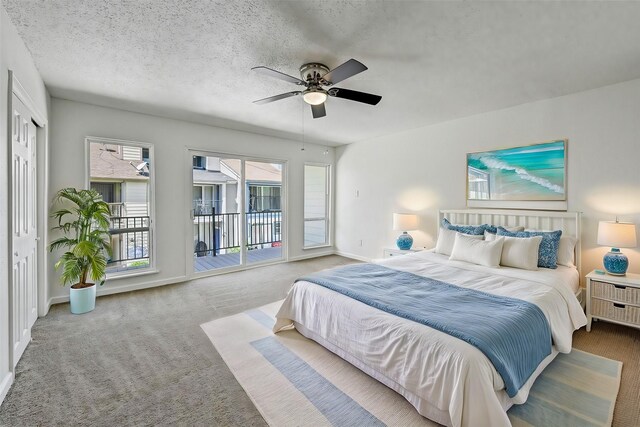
194;246;283;272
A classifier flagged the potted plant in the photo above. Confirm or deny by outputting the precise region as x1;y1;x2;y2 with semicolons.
49;188;112;314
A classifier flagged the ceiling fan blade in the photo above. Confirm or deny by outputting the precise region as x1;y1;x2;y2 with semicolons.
311;103;326;119
252;66;306;86
328;88;381;105
253;91;301;105
321;59;368;85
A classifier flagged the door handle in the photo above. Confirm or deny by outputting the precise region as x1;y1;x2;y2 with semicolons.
35;237;41;241
14;251;18;257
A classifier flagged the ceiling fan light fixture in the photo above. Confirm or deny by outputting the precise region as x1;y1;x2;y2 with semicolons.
303;90;327;105
252;59;381;118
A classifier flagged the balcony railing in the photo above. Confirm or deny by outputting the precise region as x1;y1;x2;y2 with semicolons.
246;211;281;246
193;209;281;257
108;216;150;266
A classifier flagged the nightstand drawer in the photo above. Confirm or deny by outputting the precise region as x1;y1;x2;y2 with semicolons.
592;280;640;305
591;298;640;325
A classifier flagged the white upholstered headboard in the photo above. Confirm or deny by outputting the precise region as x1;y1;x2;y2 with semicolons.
439;209;582;275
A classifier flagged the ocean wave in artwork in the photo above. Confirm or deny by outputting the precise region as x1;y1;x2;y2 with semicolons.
478;156;564;194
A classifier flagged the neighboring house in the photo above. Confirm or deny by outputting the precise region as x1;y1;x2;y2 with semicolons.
89;143;151;271
221;159;282;212
192;156;238;214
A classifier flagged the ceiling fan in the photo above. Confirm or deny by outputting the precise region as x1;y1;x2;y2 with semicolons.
251;59;382;119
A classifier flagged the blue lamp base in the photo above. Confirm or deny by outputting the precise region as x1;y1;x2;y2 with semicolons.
603;248;629;276
396;232;414;250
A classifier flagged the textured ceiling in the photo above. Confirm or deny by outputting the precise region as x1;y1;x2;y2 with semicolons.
4;1;640;145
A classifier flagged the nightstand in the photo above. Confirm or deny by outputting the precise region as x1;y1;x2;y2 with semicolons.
383;247;422;258
586;270;640;332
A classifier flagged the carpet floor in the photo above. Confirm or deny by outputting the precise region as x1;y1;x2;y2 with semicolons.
0;255;638;426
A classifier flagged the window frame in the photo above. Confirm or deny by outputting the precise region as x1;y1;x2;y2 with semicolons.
85;136;157;279
303;162;331;249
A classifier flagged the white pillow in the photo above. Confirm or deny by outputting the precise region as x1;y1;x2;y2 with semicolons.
557;236;577;267
449;233;504;268
500;235;542;270
435;227;483;256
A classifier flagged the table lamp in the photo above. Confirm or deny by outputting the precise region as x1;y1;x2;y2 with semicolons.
393;213;418;250
597;220;637;275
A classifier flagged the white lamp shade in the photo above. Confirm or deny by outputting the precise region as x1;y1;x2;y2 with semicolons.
393;213;418;231
597;221;637;248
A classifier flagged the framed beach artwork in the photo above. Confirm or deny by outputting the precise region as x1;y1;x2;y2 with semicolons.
466;140;567;210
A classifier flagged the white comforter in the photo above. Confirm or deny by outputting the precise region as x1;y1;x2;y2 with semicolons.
274;251;587;427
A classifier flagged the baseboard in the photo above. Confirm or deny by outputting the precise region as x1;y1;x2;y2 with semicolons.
0;372;13;405
334;251;372;262
288;251;336;262
47;274;188;307
45;252;347;308
45;252;361;309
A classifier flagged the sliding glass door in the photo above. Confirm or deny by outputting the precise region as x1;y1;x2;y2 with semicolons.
245;161;283;265
190;152;285;274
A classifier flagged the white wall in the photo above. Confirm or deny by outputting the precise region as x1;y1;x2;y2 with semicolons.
48;98;335;304
335;78;640;277
0;7;49;402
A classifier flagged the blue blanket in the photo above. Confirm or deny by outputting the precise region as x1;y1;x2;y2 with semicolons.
297;263;552;397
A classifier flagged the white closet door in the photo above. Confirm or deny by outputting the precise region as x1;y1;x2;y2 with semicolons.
11;94;38;367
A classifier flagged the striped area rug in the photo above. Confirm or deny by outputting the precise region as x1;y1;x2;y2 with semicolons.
201;301;622;427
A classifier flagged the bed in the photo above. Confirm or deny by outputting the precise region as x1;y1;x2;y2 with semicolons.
274;209;588;427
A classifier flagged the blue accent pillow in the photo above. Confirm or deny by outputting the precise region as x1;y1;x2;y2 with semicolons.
497;227;562;269
441;218;486;235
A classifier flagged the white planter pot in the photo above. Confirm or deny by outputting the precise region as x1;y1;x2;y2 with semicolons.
69;283;96;314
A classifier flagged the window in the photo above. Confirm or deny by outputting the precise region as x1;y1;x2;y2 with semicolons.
304;164;330;248
87;137;155;276
91;182;120;204
248;185;281;212
193;155;205;169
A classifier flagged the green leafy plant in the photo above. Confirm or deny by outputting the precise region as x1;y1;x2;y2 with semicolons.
49;188;112;289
